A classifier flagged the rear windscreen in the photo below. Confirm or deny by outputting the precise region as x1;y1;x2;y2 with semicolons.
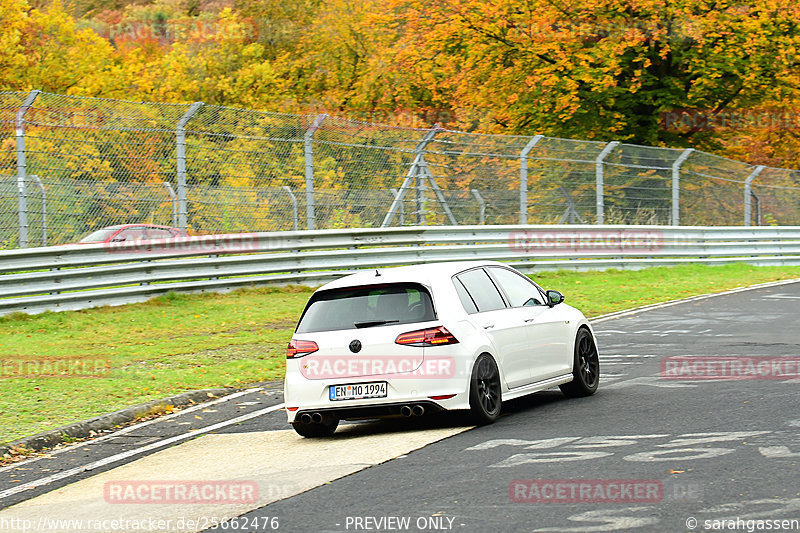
79;228;119;242
296;283;436;333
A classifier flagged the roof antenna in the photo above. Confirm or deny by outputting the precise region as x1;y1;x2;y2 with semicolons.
375;269;381;277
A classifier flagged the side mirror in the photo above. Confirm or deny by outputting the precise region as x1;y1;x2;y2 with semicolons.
546;290;564;307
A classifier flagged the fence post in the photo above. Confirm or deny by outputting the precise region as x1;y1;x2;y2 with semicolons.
282;185;299;231
15;90;41;248
304;114;328;230
519;134;543;225
671;148;694;226
752;191;762;226
30;175;46;246
381;127;440;227
416;161;427;225
162;182;178;228
472;189;485;225
390;188;404;225
595;141;619;224
744;165;766;226
176;102;204;232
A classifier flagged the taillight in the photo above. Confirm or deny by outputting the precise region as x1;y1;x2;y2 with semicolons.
395;326;459;347
287;339;318;358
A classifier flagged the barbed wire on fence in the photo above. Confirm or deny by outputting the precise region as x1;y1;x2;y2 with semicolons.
2;89;800;249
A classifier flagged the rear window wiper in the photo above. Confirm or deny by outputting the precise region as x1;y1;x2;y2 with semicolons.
354;319;399;328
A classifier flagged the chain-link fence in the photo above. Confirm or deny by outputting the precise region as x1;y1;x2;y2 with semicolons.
2;90;800;248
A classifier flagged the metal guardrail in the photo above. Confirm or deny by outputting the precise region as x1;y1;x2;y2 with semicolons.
1;225;800;316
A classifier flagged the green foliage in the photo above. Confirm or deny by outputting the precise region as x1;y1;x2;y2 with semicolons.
153;290;187;303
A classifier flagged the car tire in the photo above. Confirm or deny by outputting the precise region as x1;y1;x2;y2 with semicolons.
291;415;339;438
469;353;502;425
560;328;600;398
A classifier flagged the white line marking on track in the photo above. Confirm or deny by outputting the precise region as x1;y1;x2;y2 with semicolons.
600;354;657;358
0;387;266;474
0;403;285;501
1;426;472;533
603;375;697;389
589;278;800;324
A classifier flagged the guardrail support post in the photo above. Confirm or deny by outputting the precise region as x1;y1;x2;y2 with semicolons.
304;114;328;230
744;165;766;226
519;134;543;225
671;148;694;226
382;126;440;227
282;185;299;231
176;102;204;232
595;141;619;225
15;90;41;248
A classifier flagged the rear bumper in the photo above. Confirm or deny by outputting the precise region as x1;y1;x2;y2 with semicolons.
284;353;473;422
294;400;448;422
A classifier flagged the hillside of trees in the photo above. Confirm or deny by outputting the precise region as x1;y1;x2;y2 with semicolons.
2;0;800;167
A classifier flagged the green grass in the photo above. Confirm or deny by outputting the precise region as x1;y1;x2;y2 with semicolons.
531;263;800;317
1;263;799;445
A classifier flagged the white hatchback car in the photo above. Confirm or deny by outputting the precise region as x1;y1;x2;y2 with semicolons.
284;261;599;437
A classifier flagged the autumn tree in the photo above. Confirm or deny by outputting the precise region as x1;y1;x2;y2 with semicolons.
0;0;116;93
378;0;800;146
5;0;800;170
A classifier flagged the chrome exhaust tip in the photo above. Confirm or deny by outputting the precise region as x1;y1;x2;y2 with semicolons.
311;412;323;424
400;405;413;417
299;413;312;424
411;405;425;416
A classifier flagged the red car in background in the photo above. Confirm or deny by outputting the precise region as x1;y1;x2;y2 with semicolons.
78;224;187;244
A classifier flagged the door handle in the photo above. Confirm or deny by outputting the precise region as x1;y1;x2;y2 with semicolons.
524;318;535;323
482;323;495;329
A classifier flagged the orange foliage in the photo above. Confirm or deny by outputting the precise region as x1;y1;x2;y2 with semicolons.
2;0;800;167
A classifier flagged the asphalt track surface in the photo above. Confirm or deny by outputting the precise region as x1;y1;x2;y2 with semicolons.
1;279;799;533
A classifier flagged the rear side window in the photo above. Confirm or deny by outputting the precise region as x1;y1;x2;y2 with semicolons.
296;283;436;333
487;267;545;307
453;278;478;314
455;269;506;313
146;228;176;239
117;228;147;241
79;228;119;243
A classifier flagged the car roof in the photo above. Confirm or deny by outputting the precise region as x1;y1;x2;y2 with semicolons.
103;224;177;230
318;260;510;292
